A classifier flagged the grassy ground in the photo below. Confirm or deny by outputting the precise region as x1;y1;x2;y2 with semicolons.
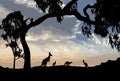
0;58;120;80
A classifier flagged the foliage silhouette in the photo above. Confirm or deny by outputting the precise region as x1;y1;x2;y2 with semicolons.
1;11;32;69
34;0;63;22
1;0;120;69
82;0;120;51
6;41;23;69
1;11;24;69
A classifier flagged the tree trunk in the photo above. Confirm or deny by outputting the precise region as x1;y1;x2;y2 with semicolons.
13;56;15;69
20;33;31;69
11;48;16;69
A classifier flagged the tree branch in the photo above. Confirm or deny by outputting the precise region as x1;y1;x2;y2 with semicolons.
27;0;78;28
27;0;106;30
27;13;56;28
73;10;106;25
73;10;95;24
83;4;95;19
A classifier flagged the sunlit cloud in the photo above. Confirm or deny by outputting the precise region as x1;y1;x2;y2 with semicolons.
52;39;60;43
27;26;76;42
39;31;54;41
26;35;40;41
27;40;81;57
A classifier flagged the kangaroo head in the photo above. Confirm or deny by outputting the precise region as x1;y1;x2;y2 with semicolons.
83;60;85;62
49;52;52;56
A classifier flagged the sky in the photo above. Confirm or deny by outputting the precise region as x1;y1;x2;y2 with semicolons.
0;0;120;68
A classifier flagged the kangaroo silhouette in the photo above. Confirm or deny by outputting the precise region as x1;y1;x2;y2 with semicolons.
52;61;56;66
64;61;72;66
41;52;52;67
82;59;88;68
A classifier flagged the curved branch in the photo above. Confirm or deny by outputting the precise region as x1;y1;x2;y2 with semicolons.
27;13;56;28
27;10;105;30
73;10;94;24
27;0;79;28
82;3;108;26
73;10;106;25
83;4;95;19
27;0;106;30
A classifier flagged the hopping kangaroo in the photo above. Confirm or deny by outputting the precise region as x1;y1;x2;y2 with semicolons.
41;52;52;67
82;59;88;68
64;61;72;66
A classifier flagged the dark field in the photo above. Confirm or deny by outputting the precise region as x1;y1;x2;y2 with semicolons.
0;58;120;80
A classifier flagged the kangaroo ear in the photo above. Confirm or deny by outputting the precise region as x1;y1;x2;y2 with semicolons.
49;52;52;56
49;52;51;54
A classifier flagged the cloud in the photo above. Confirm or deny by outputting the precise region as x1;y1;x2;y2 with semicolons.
27;29;74;44
26;30;114;58
26;16;77;42
13;0;36;9
0;4;10;19
0;0;119;62
25;12;117;57
27;39;81;57
0;0;41;19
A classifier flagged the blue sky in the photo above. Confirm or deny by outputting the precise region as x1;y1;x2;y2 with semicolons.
0;0;119;68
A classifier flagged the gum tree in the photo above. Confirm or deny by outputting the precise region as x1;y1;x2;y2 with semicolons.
1;11;24;69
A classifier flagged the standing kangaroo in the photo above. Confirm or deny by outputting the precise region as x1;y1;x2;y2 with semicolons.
82;59;88;68
41;52;52;67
